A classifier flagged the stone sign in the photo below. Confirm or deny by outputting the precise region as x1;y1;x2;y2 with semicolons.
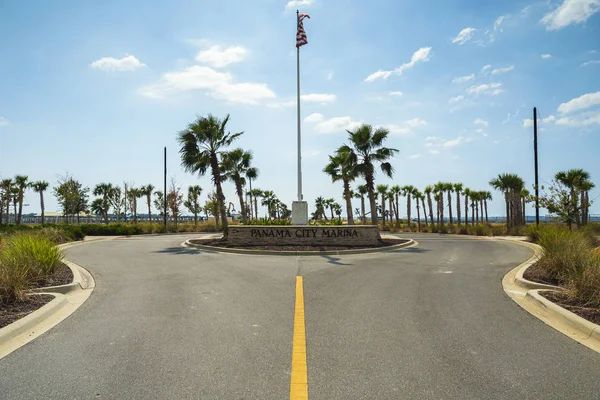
228;225;380;246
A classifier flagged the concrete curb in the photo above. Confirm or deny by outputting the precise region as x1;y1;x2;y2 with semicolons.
525;290;600;345
501;239;600;354
0;253;97;360
182;238;416;256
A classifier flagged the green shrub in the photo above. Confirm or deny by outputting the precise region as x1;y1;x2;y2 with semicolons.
0;233;64;303
564;253;600;307
536;227;593;283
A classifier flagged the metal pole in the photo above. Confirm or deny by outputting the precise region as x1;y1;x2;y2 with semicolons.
296;10;303;202
164;147;167;230
534;107;540;227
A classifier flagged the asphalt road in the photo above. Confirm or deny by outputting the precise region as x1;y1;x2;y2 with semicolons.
1;233;600;399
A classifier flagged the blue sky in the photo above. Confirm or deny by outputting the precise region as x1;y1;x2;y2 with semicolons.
1;0;599;218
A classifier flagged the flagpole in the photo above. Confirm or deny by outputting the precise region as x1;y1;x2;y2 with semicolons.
296;10;303;202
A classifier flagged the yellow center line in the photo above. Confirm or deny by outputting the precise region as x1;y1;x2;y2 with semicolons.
290;276;308;399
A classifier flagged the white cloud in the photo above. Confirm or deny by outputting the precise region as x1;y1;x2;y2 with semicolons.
452;74;475;83
474;118;489;127
0;117;9;126
304;113;325;123
195;45;247;68
449;95;464;103
91;55;145;71
409;153;422;159
315;116;362;134
492;89;505;95
581;60;600;66
389;91;403;97
301;93;337;103
365;47;431;82
428;149;441;155
491;65;514;75
541;54;553;59
481;64;492;73
467;82;503;95
286;0;314;10
494;15;507;31
557;91;600;113
139;65;275;105
541;0;600;30
556;110;600;126
327;71;333;80
384;124;413;135
452;27;476;45
405;118;427;127
443;137;464;148
523;115;557;127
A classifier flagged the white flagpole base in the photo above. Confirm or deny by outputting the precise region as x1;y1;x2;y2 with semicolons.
291;201;309;225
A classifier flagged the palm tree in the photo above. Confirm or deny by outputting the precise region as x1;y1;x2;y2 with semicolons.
31;181;49;224
178;114;243;236
324;198;336;221
184;185;203;226
463;188;471;227
442;182;453;225
454;183;463;225
140;184;155;222
419;191;428;226
221;148;253;223
1;179;13;224
249;188;263;222
434;192;442;225
424;185;434;226
338;124;399;226
469;191;476;225
356;185;368;224
402;185;416;229
389;185;402;226
261;190;277;219
324;149;357;225
376;184;389;227
313;196;327;221
472;191;480;224
555;169;590;228
11;187;19;223
578;180;595;225
519;189;529;225
14;175;28;225
414;190;424;231
434;182;446;227
93;183;114;224
490;173;524;228
91;198;107;218
128;187;143;224
245;167;259;220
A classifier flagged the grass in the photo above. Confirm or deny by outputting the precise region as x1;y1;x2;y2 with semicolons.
0;232;64;304
531;225;600;308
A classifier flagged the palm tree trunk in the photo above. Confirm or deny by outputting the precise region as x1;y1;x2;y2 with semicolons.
471;203;475;225
421;198;428;226
13;200;18;224
343;179;354;225
366;174;377;226
456;191;461;225
360;196;366;225
485;200;489;224
380;193;386;227
464;194;469;227
254;196;258;221
440;196;445;227
480;200;484;223
504;192;510;228
475;202;479;224
407;195;412;229
235;183;246;223
427;193;434;225
395;194;400;226
522;199;526;226
211;155;229;235
147;196;152;223
40;192;45;225
17;190;24;225
416;203;421;232
447;191;453;225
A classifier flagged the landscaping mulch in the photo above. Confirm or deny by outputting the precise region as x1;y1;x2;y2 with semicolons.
523;262;560;286
190;238;409;252
540;291;600;325
31;263;74;288
0;295;54;329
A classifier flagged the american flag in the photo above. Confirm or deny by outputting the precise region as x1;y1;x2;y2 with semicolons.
296;13;310;48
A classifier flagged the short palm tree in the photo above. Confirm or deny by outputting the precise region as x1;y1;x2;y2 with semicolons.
463;188;471;226
376;184;389;226
245;167;259;219
442;182;454;225
0;179;12;224
249;188;263;221
356;185;368;224
520;189;529;225
93;183;114;224
433;182;446;227
261;190;277;219
419;190;428;226
184;185;203;226
578;180;595;225
424;185;434;226
128;187;143;223
401;185;416;229
221;148;253;223
338;124;399;226
14;175;28;225
490;173;524;228
390;185;402;226
555;169;590;228
414;190;424;231
140;184;155;222
454;183;463;225
325;198;336;221
31;181;49;224
178;114;243;236
313;196;327;221
324;149;357;225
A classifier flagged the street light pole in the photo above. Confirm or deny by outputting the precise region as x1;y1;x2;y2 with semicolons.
534;107;540;227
